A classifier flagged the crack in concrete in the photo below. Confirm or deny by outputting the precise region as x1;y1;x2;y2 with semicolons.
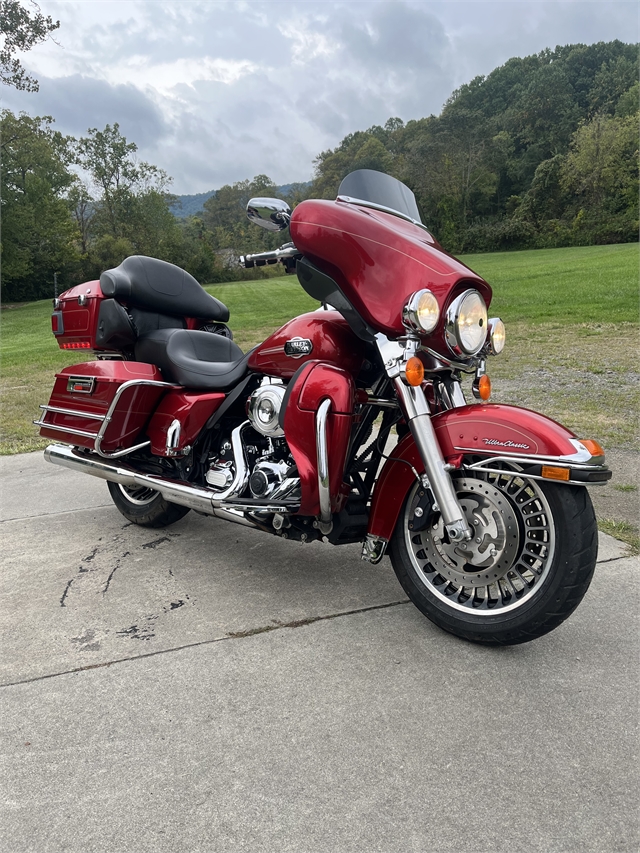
59;578;74;608
596;554;635;564
0;600;410;689
0;505;114;523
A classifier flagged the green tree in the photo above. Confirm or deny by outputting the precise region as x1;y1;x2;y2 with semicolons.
75;122;170;240
201;175;281;255
561;110;639;242
0;0;59;91
0;110;79;300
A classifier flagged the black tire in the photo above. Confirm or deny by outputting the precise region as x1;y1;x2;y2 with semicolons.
389;469;598;645
107;481;191;528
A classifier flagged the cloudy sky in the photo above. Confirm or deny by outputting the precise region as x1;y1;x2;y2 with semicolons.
3;0;638;193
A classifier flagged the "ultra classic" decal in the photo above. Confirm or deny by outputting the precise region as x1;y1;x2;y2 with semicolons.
482;438;530;450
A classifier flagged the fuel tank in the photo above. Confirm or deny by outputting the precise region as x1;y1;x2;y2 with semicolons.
248;310;365;379
290;199;491;341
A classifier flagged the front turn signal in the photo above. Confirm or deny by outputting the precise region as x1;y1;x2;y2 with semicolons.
580;439;604;458
404;356;425;386
472;374;491;401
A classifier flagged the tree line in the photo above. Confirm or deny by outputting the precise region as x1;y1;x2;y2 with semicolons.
1;39;637;302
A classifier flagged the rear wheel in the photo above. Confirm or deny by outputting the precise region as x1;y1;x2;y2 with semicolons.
389;467;598;645
107;482;191;528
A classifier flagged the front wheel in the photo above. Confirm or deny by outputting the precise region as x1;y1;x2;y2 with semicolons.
389;468;598;645
107;481;191;528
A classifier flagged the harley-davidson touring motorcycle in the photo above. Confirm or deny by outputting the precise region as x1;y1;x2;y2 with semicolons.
37;169;611;645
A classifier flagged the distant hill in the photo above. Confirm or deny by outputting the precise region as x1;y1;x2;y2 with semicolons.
170;190;216;218
170;182;311;218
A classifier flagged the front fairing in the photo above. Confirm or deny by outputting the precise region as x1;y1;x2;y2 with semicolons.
289;198;491;341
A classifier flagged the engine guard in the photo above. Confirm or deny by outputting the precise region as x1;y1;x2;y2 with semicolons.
367;403;611;544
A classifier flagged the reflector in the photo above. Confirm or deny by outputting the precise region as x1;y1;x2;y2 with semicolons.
541;466;571;481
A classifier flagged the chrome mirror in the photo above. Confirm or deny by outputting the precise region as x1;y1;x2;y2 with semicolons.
246;197;291;232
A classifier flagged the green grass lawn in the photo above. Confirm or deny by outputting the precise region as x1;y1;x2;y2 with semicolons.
2;242;638;455
461;243;638;324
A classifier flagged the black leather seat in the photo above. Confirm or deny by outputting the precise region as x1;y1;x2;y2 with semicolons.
135;329;249;391
100;256;229;321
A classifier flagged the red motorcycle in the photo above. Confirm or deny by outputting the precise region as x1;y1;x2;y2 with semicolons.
38;170;611;645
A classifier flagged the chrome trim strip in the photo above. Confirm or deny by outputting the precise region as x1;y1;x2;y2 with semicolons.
459;451;604;468
316;399;332;532
39;404;105;421
463;461;610;487
336;195;432;235
464;454;610;478
222;500;300;514
33;420;98;440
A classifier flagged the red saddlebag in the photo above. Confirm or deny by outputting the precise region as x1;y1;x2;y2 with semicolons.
37;361;171;455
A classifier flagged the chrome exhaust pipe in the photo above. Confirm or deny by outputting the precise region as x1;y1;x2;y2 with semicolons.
44;444;262;530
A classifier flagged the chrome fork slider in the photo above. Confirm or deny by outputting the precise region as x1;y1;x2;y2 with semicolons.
393;380;472;542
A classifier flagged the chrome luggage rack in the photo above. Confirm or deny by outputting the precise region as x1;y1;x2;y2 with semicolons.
34;378;180;459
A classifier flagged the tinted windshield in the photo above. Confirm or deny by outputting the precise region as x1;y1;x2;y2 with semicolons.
337;169;422;223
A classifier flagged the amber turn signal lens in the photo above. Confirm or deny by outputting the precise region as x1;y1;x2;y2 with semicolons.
580;439;604;458
405;356;425;386
541;465;571;482
478;374;491;400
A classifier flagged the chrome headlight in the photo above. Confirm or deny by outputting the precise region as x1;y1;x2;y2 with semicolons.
487;317;506;354
402;289;440;334
445;290;488;356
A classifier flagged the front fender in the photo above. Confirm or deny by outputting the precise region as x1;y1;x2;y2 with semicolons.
367;403;602;542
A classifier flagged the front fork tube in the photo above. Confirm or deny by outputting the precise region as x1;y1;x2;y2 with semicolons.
393;379;472;542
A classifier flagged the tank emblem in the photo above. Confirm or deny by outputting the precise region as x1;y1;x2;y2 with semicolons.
284;337;313;358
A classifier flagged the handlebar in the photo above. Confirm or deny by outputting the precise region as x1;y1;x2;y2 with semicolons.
240;243;300;269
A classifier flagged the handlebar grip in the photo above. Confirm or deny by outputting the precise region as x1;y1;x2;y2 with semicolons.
240;243;300;269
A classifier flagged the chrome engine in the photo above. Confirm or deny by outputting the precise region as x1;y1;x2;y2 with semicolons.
247;383;286;437
206;417;299;505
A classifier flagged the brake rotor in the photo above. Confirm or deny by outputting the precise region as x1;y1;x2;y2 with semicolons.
415;477;520;588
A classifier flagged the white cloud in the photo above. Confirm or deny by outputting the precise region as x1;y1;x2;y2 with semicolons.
4;0;638;193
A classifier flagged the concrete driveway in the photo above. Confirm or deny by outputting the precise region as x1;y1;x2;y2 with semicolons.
1;451;638;853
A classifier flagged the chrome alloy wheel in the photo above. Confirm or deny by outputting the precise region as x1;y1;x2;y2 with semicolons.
117;484;159;506
404;471;556;614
